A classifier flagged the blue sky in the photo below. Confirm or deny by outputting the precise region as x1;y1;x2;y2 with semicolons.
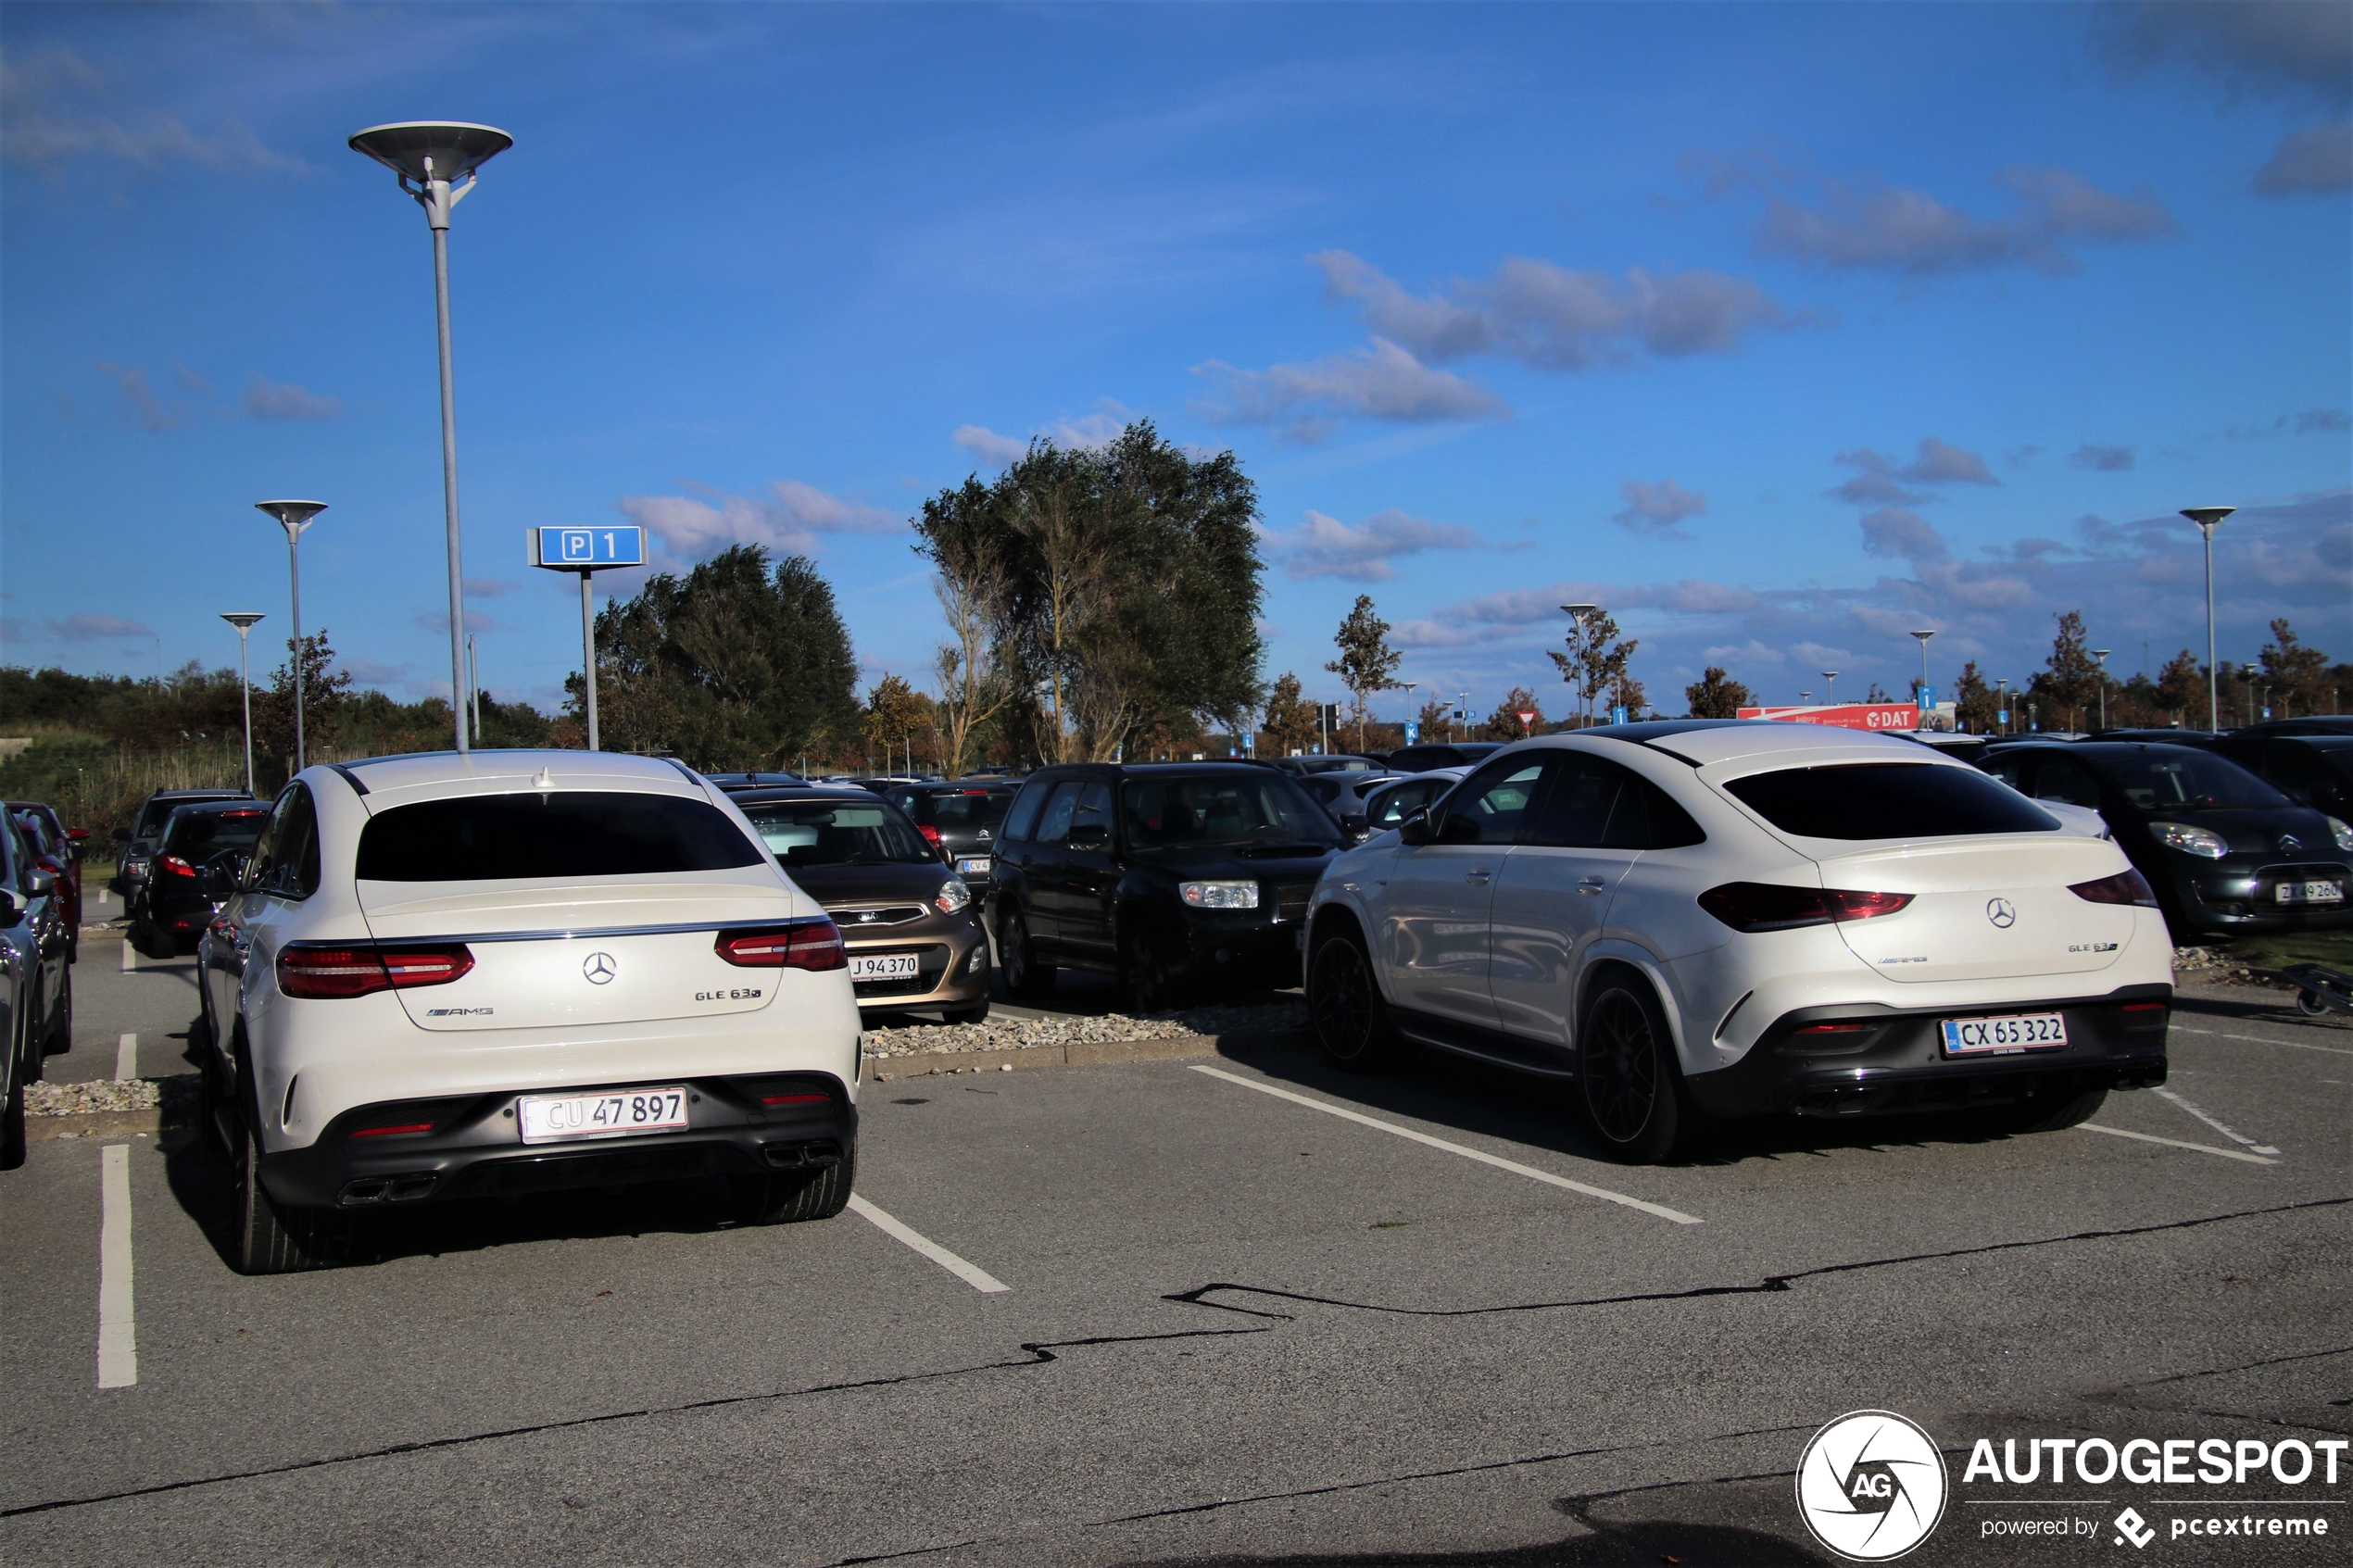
4;2;2347;724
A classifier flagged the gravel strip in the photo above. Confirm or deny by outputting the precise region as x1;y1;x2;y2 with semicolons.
27;1079;162;1116
860;999;1306;1060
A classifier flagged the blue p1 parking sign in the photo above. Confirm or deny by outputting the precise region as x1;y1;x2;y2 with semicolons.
529;525;645;570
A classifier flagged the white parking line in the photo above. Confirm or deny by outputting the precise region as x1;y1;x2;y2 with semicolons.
120;940;134;973
1189;1064;1704;1225
847;1194;1010;1293
2077;1123;2279;1165
97;1145;138;1388
2152;1086;2280;1155
115;1034;138;1082
2171;1024;2353;1058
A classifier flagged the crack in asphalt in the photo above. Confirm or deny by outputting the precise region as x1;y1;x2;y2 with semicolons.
0;1326;1268;1522
1162;1197;2353;1323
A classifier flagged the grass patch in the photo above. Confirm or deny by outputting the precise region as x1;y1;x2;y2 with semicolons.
2208;929;2353;974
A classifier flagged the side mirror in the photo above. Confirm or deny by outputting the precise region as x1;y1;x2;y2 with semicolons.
26;862;57;897
1067;822;1110;849
68;827;89;842
1398;806;1433;847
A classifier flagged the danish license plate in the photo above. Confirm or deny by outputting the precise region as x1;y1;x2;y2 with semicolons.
849;952;921;982
2277;880;2344;905
518;1086;688;1145
956;856;992;876
1940;1013;2068;1056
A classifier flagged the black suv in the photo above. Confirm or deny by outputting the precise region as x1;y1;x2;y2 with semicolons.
1382;741;1504;772
138;800;271;955
991;762;1341;1009
880;781;1020;889
116;787;253;908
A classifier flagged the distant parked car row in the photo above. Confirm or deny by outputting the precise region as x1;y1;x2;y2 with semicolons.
2;797;80;1169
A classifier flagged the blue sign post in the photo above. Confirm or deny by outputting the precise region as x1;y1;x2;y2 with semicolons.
1609;704;1629;726
530;525;645;750
1402;720;1419;746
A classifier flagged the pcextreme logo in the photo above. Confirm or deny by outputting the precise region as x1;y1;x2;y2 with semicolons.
1796;1411;1951;1562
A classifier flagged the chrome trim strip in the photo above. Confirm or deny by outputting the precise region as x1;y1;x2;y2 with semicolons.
310;915;821;947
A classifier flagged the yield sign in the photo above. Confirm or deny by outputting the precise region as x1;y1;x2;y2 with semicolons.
1516;710;1537;730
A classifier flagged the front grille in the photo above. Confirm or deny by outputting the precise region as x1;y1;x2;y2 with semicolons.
827;904;927;928
1271;883;1313;923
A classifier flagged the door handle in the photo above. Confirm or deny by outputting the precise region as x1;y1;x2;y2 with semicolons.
1466;868;1491;884
1578;876;1606;895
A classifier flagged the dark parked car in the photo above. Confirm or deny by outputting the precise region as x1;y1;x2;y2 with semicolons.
1264;754;1384;777
138;800;272;956
2;810;75;1167
114;786;252;906
1358;767;1473;835
2202;733;2353;820
1381;741;1504;773
703;771;809;791
733;786;990;1023
2228;717;2353;739
10;802;84;960
1982;741;2352;940
991;762;1340;1010
880;782;1019;888
2086;728;2220;744
1292;771;1410;844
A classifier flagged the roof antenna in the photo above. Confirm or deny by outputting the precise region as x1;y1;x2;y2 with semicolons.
534;765;555;789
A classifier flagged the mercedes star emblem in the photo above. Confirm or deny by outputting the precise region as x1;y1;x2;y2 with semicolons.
583;951;618;985
1985;897;2017;929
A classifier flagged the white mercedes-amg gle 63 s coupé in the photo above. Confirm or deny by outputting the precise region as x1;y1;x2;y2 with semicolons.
1302;721;2171;1163
195;751;861;1273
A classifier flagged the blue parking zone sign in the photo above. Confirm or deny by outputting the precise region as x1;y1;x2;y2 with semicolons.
531;525;646;570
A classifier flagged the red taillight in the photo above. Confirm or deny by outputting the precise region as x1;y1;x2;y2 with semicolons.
761;1092;830;1106
1793;1022;1870;1035
2122;1001;2166;1012
158;854;195;878
2070;869;2159;907
1697;883;1915;933
715;920;846;971
350;1122;434;1138
918;823;943;846
276;944;473;998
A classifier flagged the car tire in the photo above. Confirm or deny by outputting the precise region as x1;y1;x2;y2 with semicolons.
1578;975;1693;1164
1308;930;1399;1073
1122;927;1187;1015
999;906;1055;1000
43;968;72;1058
232;1119;346;1273
730;1142;856;1225
2296;989;2332;1018
131;918;173;962
941;1002;990;1025
1;1028;26;1171
1984;1085;2108;1135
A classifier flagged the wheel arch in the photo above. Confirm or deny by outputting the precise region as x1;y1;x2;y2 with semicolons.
1576;947;1694;1073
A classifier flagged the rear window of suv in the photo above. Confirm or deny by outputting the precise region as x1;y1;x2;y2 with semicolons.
1723;763;2057;839
356;791;764;881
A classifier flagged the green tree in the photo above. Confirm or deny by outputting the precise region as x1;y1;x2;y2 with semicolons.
1684;666;1752;718
2259;618;2330;716
864;674;928;773
914;475;1018;777
252;630;353;762
1263;671;1318;756
1325;595;1402;752
1416;694;1453;739
1953;660;1997;734
2155;648;2206;724
588;545;861;769
1548;608;1636;727
2027;610;2101;731
1482;686;1543;741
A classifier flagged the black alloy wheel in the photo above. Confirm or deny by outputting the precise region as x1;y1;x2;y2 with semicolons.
231;1110;346;1274
1579;980;1686;1164
1309;934;1398;1072
1000;906;1054;1000
44;967;72;1057
1;1018;26;1170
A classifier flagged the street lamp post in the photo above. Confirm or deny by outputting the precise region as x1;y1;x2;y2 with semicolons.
2180;508;2234;734
1995;678;2010;735
1400;680;1418;744
1908;630;1936;719
1822;671;1839;705
255;502;326;771
467;633;481;737
2093;649;2111;732
220;613;265;795
1561;603;1600;726
349;121;514;756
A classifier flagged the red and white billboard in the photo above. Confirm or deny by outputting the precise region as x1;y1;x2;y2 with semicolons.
1736;702;1920;732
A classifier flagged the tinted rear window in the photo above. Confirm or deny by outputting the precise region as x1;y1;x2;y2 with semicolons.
356;792;763;881
736;798;935;867
166;809;270;855
915;789;1012;830
1723;763;2057;839
2101;751;2289;812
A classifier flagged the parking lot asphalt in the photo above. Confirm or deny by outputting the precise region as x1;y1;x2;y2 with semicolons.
4;934;2347;1565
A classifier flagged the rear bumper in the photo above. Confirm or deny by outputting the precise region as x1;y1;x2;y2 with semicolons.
258;1072;856;1210
1686;985;2171;1121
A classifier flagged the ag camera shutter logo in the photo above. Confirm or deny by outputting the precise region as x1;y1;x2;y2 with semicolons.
1795;1411;1949;1561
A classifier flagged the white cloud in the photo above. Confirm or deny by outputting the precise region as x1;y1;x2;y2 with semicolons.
243;375;341;421
52;612;153;641
1859;508;1949;561
1260;508;1484;582
1314;249;1799;370
2254;120;2352;194
952;404;1134;467
617;479;902;570
0;46;305;179
2070;443;2137;471
952;425;1028;465
92;362;182;431
1191;337;1504;442
1831;437;1997;504
1610;478;1707;537
339;657;412;687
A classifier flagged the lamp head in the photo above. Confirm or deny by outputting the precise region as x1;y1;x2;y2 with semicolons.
2093;648;2110;659
1561;602;1600;618
1909;629;1936;642
255;499;327;535
220;613;266;632
2181;506;2234;531
348;122;512;186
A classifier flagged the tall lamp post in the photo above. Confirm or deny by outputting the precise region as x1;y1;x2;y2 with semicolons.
1561;603;1599;726
220;613;265;795
2179;507;2233;733
349;121;514;756
1822;671;1839;705
2092;648;2111;732
1994;678;2010;735
255;501;326;771
1399;679;1418;745
1908;629;1936;716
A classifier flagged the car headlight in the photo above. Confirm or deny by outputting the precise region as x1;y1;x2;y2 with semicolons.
2150;822;2229;859
1180;880;1260;909
934;878;972;915
2330;817;2353;853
